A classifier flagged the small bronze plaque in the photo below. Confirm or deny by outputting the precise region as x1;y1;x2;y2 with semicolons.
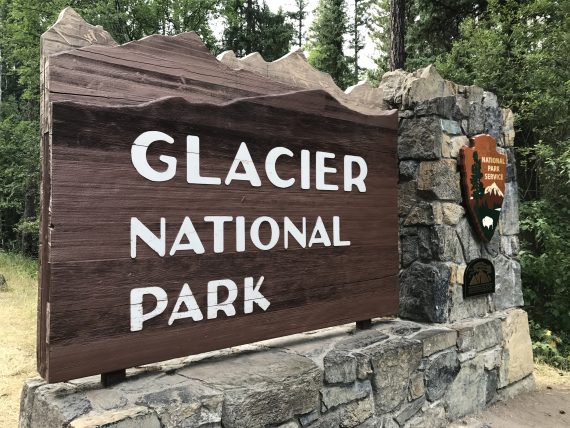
463;258;495;298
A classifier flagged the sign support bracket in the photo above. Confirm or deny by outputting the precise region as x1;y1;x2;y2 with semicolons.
356;319;372;330
101;369;126;387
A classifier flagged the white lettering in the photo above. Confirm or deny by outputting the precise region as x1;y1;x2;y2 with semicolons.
170;217;205;255
130;287;168;331
308;216;332;247
284;217;307;249
315;151;339;191
333;216;351;246
207;279;238;319
131;131;176;182
204;216;233;253
343;155;368;192
168;283;204;325
186;135;221;185
250;216;280;250
225;142;262;187
236;216;246;252
300;149;310;189
266;147;295;188
244;276;270;313
131;217;166;258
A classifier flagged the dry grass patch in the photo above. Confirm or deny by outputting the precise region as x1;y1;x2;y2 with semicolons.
0;251;38;428
534;362;570;390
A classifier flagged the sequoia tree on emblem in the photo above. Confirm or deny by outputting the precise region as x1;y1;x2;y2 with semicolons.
460;134;507;242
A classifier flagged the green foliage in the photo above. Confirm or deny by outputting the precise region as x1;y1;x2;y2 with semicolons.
256;4;295;61
81;0;220;50
365;0;389;84
435;0;570;336
345;0;369;86
520;141;570;332
529;320;570;370
0;104;39;250
221;0;294;61
306;0;351;88
470;151;484;200
0;249;37;279
367;0;488;73
288;0;309;47
0;0;221;255
404;0;487;71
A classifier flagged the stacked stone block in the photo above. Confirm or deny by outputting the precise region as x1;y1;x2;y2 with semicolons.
385;66;523;323
20;309;534;428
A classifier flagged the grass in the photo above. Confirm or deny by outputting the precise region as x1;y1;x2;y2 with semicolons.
0;251;38;428
534;362;570;390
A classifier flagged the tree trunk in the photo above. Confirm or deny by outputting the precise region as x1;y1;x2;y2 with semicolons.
298;13;303;47
246;0;254;53
390;0;405;70
354;0;359;81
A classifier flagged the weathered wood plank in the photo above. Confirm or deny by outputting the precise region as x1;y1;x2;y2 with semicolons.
46;276;398;382
47;244;397;314
39;9;399;382
218;49;389;113
39;6;118;378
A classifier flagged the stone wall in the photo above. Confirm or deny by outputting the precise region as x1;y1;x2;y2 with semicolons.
21;11;533;427
20;309;534;428
383;66;522;324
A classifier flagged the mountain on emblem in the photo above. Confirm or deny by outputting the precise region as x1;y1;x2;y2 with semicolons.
459;134;507;242
484;182;504;197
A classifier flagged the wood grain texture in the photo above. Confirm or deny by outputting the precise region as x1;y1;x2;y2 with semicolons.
39;10;399;382
39;7;118;379
218;49;388;113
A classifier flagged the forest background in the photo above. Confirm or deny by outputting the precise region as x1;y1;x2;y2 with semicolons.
0;0;568;368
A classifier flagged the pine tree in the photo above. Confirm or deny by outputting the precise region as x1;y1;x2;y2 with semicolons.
257;5;294;61
365;0;389;83
306;0;350;88
470;152;485;202
168;0;220;51
405;0;487;70
367;0;488;73
346;0;368;86
221;0;294;61
289;0;308;48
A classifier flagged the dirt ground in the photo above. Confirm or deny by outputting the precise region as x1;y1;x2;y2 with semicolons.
454;364;570;428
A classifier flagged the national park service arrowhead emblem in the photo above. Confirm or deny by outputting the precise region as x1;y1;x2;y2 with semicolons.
460;134;506;242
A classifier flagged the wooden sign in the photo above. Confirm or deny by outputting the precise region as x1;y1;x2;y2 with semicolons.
459;134;506;241
38;21;399;382
463;258;495;297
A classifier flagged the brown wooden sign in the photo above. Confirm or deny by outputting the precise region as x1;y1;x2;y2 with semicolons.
39;22;399;382
459;134;506;242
